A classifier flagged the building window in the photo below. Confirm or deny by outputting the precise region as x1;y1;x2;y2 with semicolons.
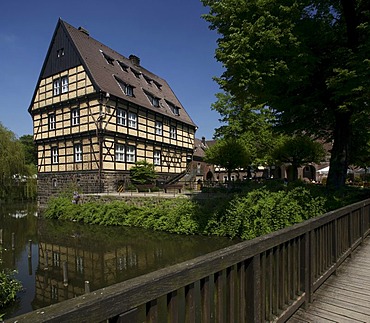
52;251;60;267
71;108;80;126
117;61;128;72
52;147;58;164
131;67;141;78
57;48;64;57
117;108;127;126
170;126;177;139
126;146;136;163
155;121;162;135
145;91;160;107
74;144;82;162
100;50;114;65
115;144;125;162
154;150;161;165
51;285;58;301
49;114;56;130
114;76;134;97
125;84;133;96
53;76;68;96
53;79;60;96
168;102;180;116
61;76;68;93
76;256;84;274
128;112;137;128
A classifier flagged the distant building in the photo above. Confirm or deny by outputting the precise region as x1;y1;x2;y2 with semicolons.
29;20;196;204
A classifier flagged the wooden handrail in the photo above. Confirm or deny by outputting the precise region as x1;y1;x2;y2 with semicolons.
8;198;370;323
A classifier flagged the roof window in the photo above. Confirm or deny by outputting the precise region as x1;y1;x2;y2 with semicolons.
100;50;114;65
118;61;129;72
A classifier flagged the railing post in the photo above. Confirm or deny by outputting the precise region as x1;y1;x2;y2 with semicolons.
304;232;312;308
349;211;353;257
333;219;338;275
253;254;261;322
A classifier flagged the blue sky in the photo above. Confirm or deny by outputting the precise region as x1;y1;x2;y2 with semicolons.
0;0;224;140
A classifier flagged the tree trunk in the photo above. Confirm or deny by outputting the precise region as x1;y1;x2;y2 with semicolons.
327;111;352;189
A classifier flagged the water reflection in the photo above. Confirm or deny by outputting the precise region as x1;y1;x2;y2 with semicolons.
0;202;237;319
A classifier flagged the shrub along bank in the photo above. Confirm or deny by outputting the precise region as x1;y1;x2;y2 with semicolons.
43;183;369;240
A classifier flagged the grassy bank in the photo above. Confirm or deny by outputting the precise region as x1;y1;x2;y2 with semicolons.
44;182;370;240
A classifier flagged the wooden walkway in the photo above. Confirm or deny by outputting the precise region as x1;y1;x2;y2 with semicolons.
289;237;370;322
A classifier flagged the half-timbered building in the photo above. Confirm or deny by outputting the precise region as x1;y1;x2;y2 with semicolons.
29;19;196;204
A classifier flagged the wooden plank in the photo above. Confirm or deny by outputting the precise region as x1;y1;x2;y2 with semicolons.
312;300;370;322
316;286;370;306
314;293;370;316
291;307;358;322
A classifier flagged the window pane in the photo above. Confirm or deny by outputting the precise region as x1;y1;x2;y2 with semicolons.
74;144;82;162
126;146;135;163
61;76;68;93
115;144;125;161
128;112;137;128
71;109;80;126
117;109;126;126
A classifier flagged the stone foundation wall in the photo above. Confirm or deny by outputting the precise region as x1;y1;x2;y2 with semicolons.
37;171;130;207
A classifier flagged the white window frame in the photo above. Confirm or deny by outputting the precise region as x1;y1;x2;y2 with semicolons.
74;144;82;162
125;85;133;96
53;79;60;96
71;108;80;126
49;114;56;130
61;76;68;93
117;108;127;126
115;144;125;162
155;121;162;135
170;126;177;139
126;146;136;163
128;112;137;129
154;150;161;165
52;147;58;164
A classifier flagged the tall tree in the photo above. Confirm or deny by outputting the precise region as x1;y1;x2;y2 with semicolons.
211;92;279;166
202;0;370;189
204;138;250;182
0;123;27;197
19;135;37;167
272;135;326;181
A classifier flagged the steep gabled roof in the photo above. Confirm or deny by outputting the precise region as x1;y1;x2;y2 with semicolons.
29;19;196;127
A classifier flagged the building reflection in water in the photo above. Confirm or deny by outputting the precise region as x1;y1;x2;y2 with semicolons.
32;219;235;310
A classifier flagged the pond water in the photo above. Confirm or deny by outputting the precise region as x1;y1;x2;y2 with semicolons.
0;202;237;319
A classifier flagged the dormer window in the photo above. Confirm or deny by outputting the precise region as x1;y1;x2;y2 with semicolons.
153;80;162;90
131;67;141;78
143;75;152;84
144;91;160;107
125;85;133;96
100;50;114;65
114;76;134;97
167;101;180;116
118;61;129;72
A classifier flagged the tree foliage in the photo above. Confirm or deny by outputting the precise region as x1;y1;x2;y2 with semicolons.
129;160;157;185
202;0;370;189
19;135;37;167
204;137;251;181
211;92;279;166
272;135;326;180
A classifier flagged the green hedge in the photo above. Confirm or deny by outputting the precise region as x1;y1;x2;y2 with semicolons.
43;184;350;239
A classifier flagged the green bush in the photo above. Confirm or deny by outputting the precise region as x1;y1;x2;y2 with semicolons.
0;269;22;308
43;184;368;240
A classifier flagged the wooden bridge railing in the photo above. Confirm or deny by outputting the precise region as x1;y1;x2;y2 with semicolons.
8;198;370;323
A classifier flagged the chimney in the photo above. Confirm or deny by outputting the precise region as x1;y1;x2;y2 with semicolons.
78;26;89;36
202;136;206;146
129;54;140;66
